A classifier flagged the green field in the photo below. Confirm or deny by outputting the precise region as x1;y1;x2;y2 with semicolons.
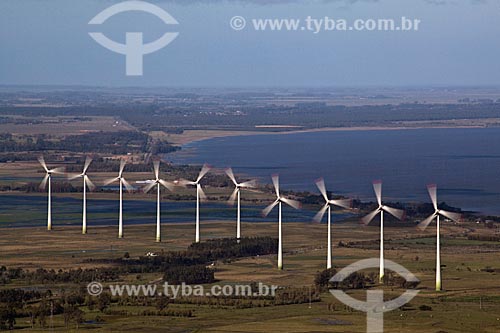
1;220;500;332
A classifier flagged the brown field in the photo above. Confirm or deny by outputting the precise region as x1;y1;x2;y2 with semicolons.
1;220;500;332
0;116;134;136
1;140;500;331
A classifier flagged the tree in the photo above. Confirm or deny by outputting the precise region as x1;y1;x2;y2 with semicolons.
97;293;111;313
0;306;16;330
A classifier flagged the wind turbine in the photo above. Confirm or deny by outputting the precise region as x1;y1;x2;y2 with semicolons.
103;159;134;238
38;156;64;231
362;180;405;283
178;164;211;243
313;178;352;269
225;168;257;243
143;161;175;242
417;184;462;291
69;157;95;234
262;174;301;270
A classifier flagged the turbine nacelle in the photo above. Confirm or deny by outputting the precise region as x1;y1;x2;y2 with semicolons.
104;169;134;192
68;157;96;191
418;184;462;230
177;163;212;201
262;175;301;217
38;156;65;190
361;181;405;225
225;167;257;206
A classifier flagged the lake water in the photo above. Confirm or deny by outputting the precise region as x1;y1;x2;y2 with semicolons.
168;128;500;215
0;195;331;228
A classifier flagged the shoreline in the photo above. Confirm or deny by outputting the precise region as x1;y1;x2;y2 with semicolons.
167;119;500;146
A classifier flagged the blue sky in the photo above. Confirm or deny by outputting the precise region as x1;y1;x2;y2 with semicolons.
1;0;499;87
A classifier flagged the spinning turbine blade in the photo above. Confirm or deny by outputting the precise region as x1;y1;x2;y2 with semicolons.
418;213;436;231
198;186;208;202
362;209;380;225
153;161;160;180
50;167;65;174
83;157;92;174
159;179;175;192
225;168;238;186
239;179;257;188
330;199;352;210
315;178;329;202
373;180;382;206
177;178;196;186
427;184;438;210
122;178;134;192
143;181;156;193
271;174;280;197
281;197;301;210
119;159;126;177
38;156;49;172
196;164;211;183
68;173;82;181
439;210;462;222
382;205;405;220
313;204;329;223
85;175;96;191
103;177;118;186
40;174;49;190
262;200;279;217
228;187;238;206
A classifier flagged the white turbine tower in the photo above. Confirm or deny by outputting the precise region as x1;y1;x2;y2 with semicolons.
104;159;134;238
143;161;175;242
313;178;352;269
262;174;301;270
362;180;405;283
38;156;64;231
178;164;211;243
417;184;462;291
69;157;95;234
225;168;257;243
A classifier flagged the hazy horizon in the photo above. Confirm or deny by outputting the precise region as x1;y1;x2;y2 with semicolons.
2;0;500;87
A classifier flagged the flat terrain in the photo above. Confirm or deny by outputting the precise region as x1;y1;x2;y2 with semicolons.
1;221;499;332
165;118;500;146
0;116;134;136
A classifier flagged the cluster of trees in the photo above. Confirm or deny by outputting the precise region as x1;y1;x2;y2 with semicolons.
163;265;215;284
121;101;500;131
5;95;500;133
0;289;58;330
0;289;97;330
0;237;281;329
2;238;278;287
187;237;278;261
0;266;119;285
315;268;376;290
112;237;277;274
0;116;43;125
315;268;420;291
141;309;194;317
0;131;179;155
274;287;320;305
468;234;500;242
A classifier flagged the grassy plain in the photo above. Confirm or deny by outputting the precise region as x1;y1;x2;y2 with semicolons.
1;220;499;332
0;116;134;136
